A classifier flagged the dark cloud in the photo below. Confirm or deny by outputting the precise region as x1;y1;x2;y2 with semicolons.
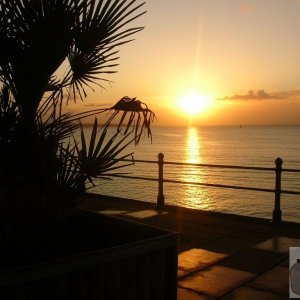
273;90;300;99
219;89;287;101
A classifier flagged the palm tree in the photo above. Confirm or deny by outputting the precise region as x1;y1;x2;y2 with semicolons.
0;0;154;254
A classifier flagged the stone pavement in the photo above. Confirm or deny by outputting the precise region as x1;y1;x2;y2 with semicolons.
81;194;300;299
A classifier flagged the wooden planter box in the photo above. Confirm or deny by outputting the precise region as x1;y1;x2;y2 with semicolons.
0;211;178;300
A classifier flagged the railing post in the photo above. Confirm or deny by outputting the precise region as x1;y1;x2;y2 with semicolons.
157;152;165;209
273;157;283;224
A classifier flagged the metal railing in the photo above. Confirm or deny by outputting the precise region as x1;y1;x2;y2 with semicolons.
111;153;300;224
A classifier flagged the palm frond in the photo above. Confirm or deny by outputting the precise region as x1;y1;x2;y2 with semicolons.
74;0;145;54
106;96;156;145
74;118;135;185
37;112;79;145
68;0;145;99
67;49;118;99
55;142;86;198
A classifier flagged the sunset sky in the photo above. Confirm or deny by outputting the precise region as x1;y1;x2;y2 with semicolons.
72;0;300;126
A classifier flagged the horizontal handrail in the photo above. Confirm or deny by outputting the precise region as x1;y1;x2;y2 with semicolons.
118;158;158;164
109;174;157;182
282;168;300;173
119;158;300;173
281;190;300;195
109;174;300;195
164;161;274;171
118;158;274;171
111;154;300;224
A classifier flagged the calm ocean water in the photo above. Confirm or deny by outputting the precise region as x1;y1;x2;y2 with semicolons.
80;125;300;223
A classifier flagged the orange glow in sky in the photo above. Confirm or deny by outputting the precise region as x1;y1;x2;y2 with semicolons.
72;0;300;126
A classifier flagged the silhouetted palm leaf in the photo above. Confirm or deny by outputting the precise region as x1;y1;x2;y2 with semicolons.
68;0;145;99
37;112;79;145
74;118;135;185
106;96;156;144
56;142;84;192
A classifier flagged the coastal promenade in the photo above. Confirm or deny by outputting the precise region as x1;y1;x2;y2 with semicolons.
81;193;300;299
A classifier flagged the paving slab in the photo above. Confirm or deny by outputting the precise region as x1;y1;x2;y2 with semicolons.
178;266;254;298
254;236;300;254
125;209;168;219
177;288;214;300
248;265;289;296
178;248;228;272
219;248;285;274
219;286;282;300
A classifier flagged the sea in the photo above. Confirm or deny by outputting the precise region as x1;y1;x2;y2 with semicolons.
80;125;300;223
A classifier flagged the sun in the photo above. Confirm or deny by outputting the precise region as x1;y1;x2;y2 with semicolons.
179;92;211;115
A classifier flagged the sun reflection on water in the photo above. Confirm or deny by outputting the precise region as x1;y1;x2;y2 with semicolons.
181;127;211;209
186;127;201;164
